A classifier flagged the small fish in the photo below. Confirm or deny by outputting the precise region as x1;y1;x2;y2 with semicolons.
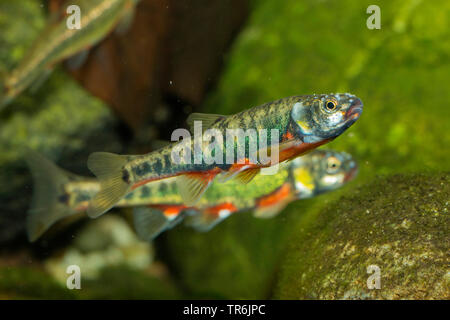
0;0;140;108
25;149;358;242
87;93;362;217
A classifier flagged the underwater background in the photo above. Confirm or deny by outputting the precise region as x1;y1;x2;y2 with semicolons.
0;0;448;299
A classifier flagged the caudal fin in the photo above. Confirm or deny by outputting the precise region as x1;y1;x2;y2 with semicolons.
25;150;78;242
87;152;131;218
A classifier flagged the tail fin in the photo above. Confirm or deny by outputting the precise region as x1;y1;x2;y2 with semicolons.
25;150;78;242
86;152;131;218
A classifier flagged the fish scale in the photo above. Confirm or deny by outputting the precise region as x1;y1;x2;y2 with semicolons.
87;93;362;217
25;149;358;241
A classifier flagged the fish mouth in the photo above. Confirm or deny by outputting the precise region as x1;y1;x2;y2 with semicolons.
345;98;363;122
344;162;359;182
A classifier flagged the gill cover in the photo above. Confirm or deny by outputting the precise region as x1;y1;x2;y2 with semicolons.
291;102;321;143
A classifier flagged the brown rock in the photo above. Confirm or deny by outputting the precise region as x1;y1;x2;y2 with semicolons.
50;0;249;132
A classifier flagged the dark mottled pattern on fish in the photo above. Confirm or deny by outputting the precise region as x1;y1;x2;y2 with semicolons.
67;150;357;215
125;96;297;182
86;93;361;218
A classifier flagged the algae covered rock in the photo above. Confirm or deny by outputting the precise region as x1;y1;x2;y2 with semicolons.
273;173;449;299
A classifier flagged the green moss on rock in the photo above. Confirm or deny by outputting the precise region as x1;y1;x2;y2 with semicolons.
77;265;181;299
273;173;449;299
0;267;76;299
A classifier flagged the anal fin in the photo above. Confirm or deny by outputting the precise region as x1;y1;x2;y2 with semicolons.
185;203;237;232
133;206;182;241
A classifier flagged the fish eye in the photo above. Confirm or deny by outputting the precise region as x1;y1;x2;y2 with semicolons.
325;100;337;111
326;156;341;172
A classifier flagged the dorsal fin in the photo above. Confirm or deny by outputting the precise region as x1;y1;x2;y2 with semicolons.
186;113;226;133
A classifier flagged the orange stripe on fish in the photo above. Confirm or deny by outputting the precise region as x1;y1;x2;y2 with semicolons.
254;183;294;218
282;131;295;140
257;183;292;208
150;204;188;218
278;138;331;162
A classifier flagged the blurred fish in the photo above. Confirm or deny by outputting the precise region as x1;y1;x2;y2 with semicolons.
25;149;358;242
87;93;362;217
0;0;140;108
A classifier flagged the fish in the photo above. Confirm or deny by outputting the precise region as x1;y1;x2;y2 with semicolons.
25;149;358;242
86;93;363;217
0;0;140;108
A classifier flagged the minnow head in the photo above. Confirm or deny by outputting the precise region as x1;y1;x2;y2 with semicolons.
290;149;358;198
290;93;363;143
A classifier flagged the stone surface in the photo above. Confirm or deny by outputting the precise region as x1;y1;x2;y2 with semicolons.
273;173;449;299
